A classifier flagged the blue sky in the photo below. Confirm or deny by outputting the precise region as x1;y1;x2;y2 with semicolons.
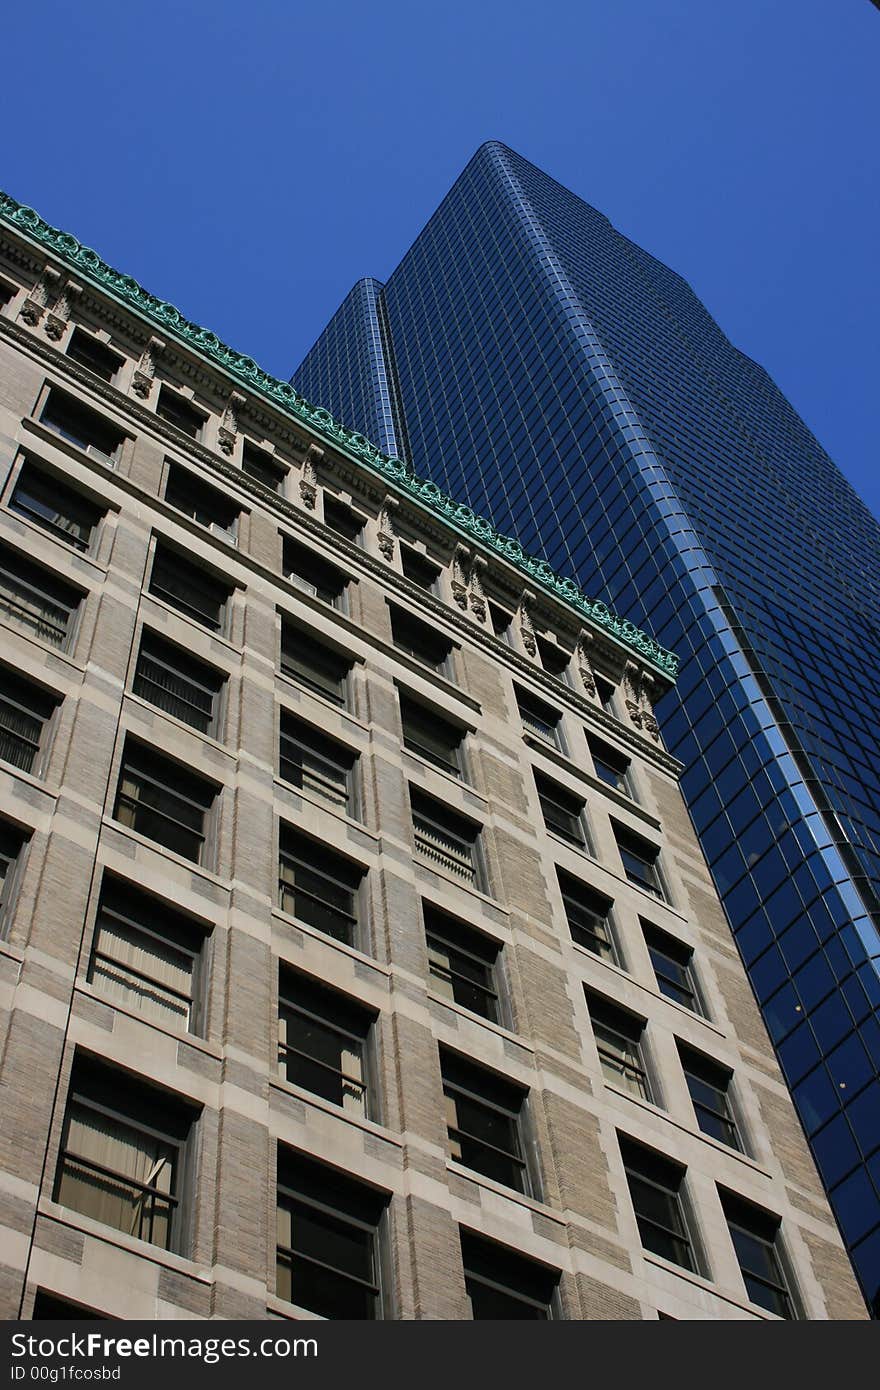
2;1;877;515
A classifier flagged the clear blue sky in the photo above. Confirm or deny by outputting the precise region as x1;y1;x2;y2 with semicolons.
3;1;877;516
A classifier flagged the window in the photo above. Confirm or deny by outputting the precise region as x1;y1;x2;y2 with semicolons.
536;635;571;683
155;386;206;439
54;1056;195;1253
515;686;563;748
165;464;239;543
389;605;452;673
133;632;225;736
323;496;364;545
66;328;123;382
278;827;364;947
279;621;352;706
615;825;665;899
88;877;207;1032
644;923;702;1012
32;1292;109;1320
619;1137;698;1272
0;544;81;650
558;871;617;962
10;462;103;551
113;742;216;864
399;692;464;776
40;390;123;464
276;1148;387;1318
0;668;58;774
148;543;232;633
489;601;514;646
279;711;357;815
242;440;285;491
401;546;441;593
441;1051;532;1193
278;969;374;1117
424;903;501;1022
283;536;348;608
720;1192;797;1318
679;1046;742;1151
460;1232;558;1320
595;675;616;711
535;771;587;848
588;735;631;795
0;820;27;928
586;993;653;1102
410;787;483;887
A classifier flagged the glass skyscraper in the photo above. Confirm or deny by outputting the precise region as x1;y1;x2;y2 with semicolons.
293;140;880;1308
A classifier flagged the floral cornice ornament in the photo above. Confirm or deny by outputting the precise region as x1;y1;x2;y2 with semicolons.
0;190;679;678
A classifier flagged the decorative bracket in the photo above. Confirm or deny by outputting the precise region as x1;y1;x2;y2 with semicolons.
131;335;165;399
517;589;537;657
19;264;61;328
377;494;398;561
451;544;471;610
218;390;246;456
576;628;598;699
300;443;321;509
623;661;660;741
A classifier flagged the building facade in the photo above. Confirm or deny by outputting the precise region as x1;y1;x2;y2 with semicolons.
0;193;866;1321
292;141;880;1309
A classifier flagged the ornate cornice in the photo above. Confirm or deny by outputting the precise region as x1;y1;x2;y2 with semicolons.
0;190;679;678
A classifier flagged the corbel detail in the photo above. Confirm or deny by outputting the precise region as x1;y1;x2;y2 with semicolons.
469;555;488;623
518;589;537;657
624;661;660;742
131;335;165;399
300;443;321;509
451;544;471;610
377;494;398;561
218;390;246;456
19;263;61;328
576;628;598;698
44;278;83;341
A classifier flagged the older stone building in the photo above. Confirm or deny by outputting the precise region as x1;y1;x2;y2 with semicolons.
0;194;866;1320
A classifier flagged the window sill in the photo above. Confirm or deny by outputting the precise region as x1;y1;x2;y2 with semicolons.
603;1081;773;1180
413;854;494;907
100;816;229;890
641;1250;778;1318
526;734;662;829
402;746;486;805
273;776;378;845
21;417;123;474
36;1202;213;1282
73;980;221;1059
446;1160;565;1226
0;612;82;671
271;904;391;975
269;1074;403;1148
264;1293;326;1321
125;692;235;761
0;759;61;802
0;505;109;578
569;942;728;1042
141;590;242;656
427;990;533;1055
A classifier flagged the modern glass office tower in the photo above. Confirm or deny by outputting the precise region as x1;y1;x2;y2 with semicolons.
293;141;880;1308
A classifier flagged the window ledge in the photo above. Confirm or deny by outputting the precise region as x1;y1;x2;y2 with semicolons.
100;816;230;890
604;1081;773;1181
141;590;242;656
570;943;729;1042
641;1251;777;1318
264;1293;326;1321
270;904;391;975
36;1203;213;1283
402;746;487;805
0;760;61;803
413;855;499;910
525;734;662;829
269;1075;404;1148
125;692;235;761
446;1160;565;1226
0;506;110;579
73;980;221;1058
427;990;533;1054
0;613;85;674
273;776;378;844
21;417;124;473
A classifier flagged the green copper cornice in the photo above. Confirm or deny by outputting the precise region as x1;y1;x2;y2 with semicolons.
0;191;678;678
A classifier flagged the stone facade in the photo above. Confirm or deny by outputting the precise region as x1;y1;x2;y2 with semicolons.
0;224;866;1320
